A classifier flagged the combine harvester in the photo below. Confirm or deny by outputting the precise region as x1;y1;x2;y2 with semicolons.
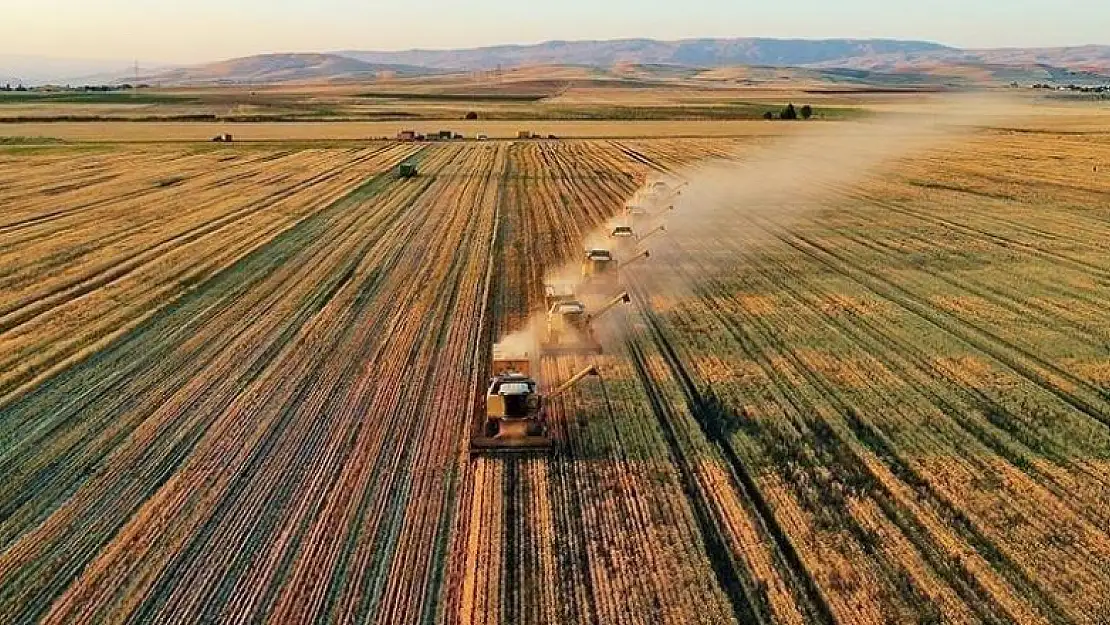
643;179;687;206
609;224;638;255
470;350;600;456
541;291;631;356
580;247;650;294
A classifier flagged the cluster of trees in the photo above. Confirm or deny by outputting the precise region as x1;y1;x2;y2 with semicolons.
762;103;814;120
1031;83;1109;93
0;84;149;93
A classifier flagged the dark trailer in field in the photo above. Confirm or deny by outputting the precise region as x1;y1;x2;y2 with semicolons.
397;161;418;178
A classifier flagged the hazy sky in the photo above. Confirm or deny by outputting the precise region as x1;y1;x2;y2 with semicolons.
3;0;1107;63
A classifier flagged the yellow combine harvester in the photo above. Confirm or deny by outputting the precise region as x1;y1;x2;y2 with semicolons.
541;291;630;356
580;248;649;293
470;352;599;456
610;225;637;255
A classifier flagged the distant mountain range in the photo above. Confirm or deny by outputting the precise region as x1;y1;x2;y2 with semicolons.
5;38;1110;86
338;38;957;70
0;54;149;86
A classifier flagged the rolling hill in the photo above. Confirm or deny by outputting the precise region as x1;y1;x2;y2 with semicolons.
339;38;956;71
139;53;435;85
21;38;1108;87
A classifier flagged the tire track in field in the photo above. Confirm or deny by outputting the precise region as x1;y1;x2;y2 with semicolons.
762;223;1110;424
0;148;391;331
624;280;839;625
0;161;413;556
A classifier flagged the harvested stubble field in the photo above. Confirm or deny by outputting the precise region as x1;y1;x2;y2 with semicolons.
0;124;1108;624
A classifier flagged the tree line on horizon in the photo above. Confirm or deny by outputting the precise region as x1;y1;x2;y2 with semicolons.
763;103;814;120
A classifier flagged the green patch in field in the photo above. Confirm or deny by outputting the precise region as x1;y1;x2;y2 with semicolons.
0;91;201;105
0;136;66;145
356;91;549;103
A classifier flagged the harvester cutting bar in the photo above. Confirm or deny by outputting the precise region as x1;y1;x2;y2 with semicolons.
469;433;553;456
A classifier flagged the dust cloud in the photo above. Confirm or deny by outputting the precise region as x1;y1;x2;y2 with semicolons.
493;313;545;366
501;93;1028;357
602;93;1026;337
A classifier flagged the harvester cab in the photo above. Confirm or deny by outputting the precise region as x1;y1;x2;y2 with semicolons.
542;299;595;355
643;180;686;209
610;225;637;254
544;282;578;309
470;352;600;456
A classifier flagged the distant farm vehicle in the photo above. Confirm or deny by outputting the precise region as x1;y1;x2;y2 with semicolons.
398;161;418;179
211;133;233;143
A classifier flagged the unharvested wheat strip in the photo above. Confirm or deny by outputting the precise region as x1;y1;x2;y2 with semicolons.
856;453;1052;625
695;460;808;625
626;329;761;623
692;233;1101;621
760;478;889;625
913;456;1110;623
848;496;980;624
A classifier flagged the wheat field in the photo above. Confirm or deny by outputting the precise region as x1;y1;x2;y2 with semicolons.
1;107;1108;624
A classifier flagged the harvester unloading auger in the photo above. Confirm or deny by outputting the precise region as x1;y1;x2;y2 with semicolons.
470;353;600;456
541;291;631;356
637;225;666;244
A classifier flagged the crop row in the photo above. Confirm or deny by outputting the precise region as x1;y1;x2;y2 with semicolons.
609;132;1110;623
0;145;416;403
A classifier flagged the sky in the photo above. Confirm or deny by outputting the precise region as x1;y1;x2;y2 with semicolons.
2;0;1107;63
